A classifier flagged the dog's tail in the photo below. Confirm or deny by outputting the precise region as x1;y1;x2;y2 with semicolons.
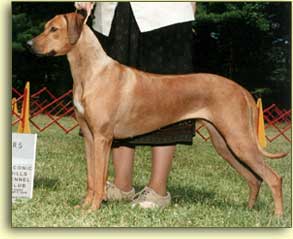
257;144;288;159
246;91;288;160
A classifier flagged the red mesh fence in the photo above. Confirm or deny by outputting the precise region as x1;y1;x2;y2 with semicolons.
12;87;79;134
263;104;291;143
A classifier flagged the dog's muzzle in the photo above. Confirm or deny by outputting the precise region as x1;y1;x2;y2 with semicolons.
25;39;34;52
25;39;36;54
25;39;56;57
26;39;33;48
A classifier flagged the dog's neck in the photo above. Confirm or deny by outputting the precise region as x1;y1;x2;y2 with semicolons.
67;25;112;84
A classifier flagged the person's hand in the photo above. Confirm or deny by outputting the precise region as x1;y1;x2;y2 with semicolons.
74;2;94;16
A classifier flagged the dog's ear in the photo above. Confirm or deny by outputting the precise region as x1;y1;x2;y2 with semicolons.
64;12;86;45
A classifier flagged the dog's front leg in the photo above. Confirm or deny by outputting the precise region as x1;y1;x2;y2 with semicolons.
90;134;112;210
82;132;95;207
75;115;95;208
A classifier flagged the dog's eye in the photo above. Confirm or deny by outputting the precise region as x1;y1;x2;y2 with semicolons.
50;27;58;32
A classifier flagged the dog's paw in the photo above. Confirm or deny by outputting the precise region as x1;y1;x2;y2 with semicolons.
90;199;102;211
74;204;82;209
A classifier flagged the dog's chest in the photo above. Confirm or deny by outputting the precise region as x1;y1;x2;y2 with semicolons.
72;82;86;115
73;98;85;115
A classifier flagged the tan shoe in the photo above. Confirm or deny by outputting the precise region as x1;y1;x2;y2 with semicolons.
131;186;171;209
106;181;135;201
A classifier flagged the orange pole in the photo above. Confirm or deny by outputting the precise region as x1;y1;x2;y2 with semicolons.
17;82;31;133
256;98;267;148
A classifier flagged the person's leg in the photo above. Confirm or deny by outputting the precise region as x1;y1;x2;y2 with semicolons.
112;146;135;192
148;145;176;196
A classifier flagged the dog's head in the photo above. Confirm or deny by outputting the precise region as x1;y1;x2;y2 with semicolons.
27;10;87;56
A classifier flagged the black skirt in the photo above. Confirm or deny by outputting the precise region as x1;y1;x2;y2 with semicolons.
93;2;196;147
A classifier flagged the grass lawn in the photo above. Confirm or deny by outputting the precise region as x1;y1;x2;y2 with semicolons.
11;116;292;227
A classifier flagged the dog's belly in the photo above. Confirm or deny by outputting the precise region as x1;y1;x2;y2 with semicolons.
113;113;178;138
113;122;164;139
113;107;210;139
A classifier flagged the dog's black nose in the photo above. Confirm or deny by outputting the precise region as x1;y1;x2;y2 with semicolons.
26;39;33;48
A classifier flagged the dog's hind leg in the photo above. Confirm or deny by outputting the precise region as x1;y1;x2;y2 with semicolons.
221;127;283;216
229;142;283;216
200;120;262;209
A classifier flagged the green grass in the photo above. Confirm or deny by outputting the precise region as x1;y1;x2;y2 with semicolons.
12;116;292;227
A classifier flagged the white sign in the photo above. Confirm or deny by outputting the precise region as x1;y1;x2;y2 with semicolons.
12;133;37;200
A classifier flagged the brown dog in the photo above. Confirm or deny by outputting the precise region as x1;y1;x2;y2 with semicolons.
28;12;287;216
